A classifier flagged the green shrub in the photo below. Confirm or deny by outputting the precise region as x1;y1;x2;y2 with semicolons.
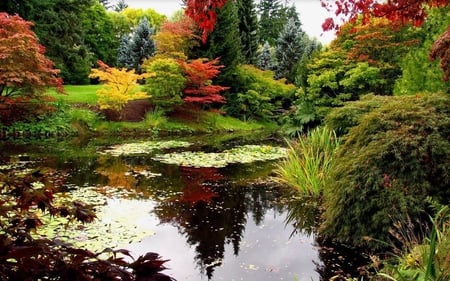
276;126;340;197
324;94;392;137
321;93;450;250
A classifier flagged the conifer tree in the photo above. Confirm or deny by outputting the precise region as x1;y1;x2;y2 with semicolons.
237;0;259;65
128;17;156;73
274;18;307;82
117;36;132;69
257;0;284;45
257;41;273;70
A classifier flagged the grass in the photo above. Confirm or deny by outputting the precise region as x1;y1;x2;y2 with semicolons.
48;84;102;105
378;206;450;281
275;126;340;197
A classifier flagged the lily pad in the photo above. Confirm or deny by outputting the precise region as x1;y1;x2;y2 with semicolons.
101;140;192;156
153;145;287;168
35;187;156;252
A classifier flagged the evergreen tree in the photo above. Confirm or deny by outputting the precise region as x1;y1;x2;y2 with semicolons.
117;36;132;69
128;17;156;73
191;0;241;87
257;41;273;70
98;0;111;9
114;0;128;12
274;18;306;82
257;0;284;45
294;38;322;87
237;0;259;65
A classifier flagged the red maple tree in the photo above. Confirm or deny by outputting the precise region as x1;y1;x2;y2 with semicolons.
0;13;64;97
184;0;227;43
181;58;229;105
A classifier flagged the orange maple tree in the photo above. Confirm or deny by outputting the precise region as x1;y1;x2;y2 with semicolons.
0;13;64;97
184;0;227;43
181;58;229;105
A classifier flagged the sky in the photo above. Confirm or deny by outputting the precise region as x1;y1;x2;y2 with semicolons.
110;0;337;44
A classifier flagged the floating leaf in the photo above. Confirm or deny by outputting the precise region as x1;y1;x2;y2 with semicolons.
101;140;192;156
153;145;287;168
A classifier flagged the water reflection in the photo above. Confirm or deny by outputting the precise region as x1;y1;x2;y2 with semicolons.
0;135;362;280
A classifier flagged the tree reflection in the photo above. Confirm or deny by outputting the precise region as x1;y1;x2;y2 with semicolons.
153;166;286;279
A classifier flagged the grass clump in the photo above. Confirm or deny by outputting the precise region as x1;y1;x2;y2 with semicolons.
378;205;450;281
275;126;340;197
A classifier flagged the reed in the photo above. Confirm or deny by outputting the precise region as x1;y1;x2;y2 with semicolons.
276;126;340;196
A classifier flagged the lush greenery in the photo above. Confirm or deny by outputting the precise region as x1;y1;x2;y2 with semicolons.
322;93;450;249
276;126;340;197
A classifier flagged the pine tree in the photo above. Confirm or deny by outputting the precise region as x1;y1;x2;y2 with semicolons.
274;18;307;82
257;0;284;46
128;17;156;73
114;0;128;12
257;41;273;70
237;0;259;65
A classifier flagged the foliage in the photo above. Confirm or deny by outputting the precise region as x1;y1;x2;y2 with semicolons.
184;0;227;42
324;94;392;137
152;16;198;59
321;0;450;80
379;205;450;281
0;13;64;98
257;41;274;70
153;144;287;168
430;25;450;82
321;93;450;250
143;57;186;112
127;17;156;73
237;0;259;65
101;140;192;156
394;7;450;95
274;18;307;82
190;0;242;87
121;7;167;28
275;126;340;197
257;0;295;46
29;0;93;84
81;2;118;66
0;169;174;280
89;61;152;118
0;13;64;125
181;58;229;105
223;64;295;121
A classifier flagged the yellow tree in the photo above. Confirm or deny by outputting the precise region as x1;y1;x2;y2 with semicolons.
89;60;152;118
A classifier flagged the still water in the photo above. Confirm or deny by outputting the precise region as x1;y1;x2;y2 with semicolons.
0;133;361;281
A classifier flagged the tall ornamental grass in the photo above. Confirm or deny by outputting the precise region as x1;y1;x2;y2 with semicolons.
276;126;340;196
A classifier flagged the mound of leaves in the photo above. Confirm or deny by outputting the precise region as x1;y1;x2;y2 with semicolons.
0;169;175;280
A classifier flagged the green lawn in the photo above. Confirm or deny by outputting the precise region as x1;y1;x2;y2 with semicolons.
48;85;102;104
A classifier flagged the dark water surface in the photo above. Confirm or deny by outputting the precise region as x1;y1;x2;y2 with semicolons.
0;133;365;281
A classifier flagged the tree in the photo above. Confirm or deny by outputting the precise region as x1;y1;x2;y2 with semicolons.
321;0;450;80
257;41;274;70
89;61;152;119
274;18;307;82
0;13;64;98
117;36;133;69
257;0;284;45
81;2;118;66
237;0;259;65
152;15;198;59
190;0;242;87
181;58;229;105
128;17;156;73
143;58;186;112
114;0;128;12
184;0;228;42
26;0;93;84
394;7;450;94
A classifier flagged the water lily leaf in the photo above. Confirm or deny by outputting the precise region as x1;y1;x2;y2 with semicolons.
101;140;192;156
153;145;287;168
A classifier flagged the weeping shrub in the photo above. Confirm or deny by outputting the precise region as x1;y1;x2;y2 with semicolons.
321;93;450;250
275;126;340;197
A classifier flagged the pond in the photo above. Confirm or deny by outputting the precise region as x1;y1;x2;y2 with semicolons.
0;133;366;281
